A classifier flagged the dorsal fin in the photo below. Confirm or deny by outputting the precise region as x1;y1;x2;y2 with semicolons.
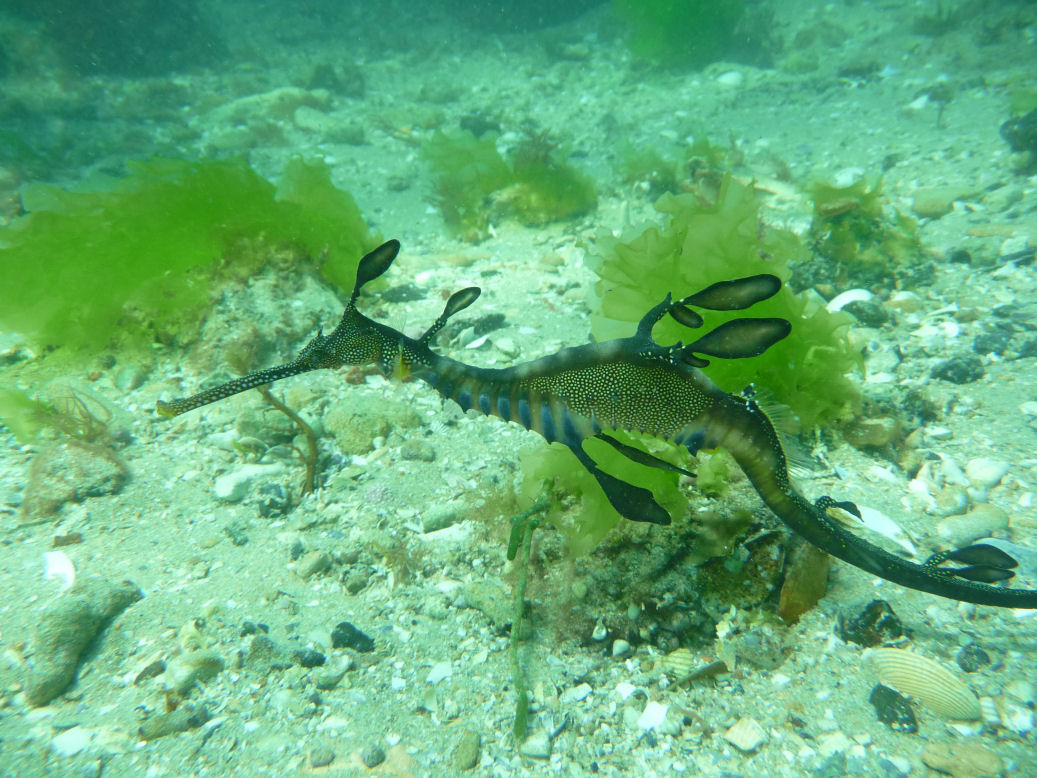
419;286;481;344
351;239;401;306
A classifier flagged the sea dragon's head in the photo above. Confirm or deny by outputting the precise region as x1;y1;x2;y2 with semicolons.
156;240;479;418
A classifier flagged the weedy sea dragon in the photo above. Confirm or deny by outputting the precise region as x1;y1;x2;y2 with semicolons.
158;239;1037;609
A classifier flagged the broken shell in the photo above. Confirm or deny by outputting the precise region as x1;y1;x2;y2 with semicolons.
656;648;694;679
43;551;76;591
866;648;981;720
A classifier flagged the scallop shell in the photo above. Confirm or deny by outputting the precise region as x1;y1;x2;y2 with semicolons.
867;648;981;720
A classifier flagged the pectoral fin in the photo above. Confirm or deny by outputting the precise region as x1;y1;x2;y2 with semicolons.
596;434;694;477
568;443;671;525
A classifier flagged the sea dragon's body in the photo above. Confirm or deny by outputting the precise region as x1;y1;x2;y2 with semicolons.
159;240;1037;609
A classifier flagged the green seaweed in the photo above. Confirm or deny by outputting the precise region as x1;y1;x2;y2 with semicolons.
422;129;596;239
808;176;927;288
421;130;512;240
590;174;861;429
613;0;746;67
0;157;378;359
503;132;597;226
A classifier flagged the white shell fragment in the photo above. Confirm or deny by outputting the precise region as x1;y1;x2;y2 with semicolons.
43;551;76;591
867;648;981;720
826;288;874;313
833;504;917;557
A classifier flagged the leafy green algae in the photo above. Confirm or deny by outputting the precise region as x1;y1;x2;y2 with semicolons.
0;157;378;357
591;175;861;429
422;129;596;239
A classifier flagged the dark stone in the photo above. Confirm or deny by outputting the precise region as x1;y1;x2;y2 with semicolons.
223;520;249;546
931;354;984;384
290;540;306;561
331;621;375;652
257;482;291;518
240;621;269;636
360;745;386;768
973;327;1014;356
844;299;889;327
309;745;335;768
1017;338;1037;359
291;648;327;668
837;599;908;647
956;642;991;673
946;248;971;264
1001;109;1037;155
869;684;918;733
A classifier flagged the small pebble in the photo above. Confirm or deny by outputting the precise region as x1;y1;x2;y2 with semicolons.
331;621;375;652
964;458;1011;489
314;655;355;690
723;716;767;753
869;684;918;733
296;550;332;579
956;643;991;673
931;355;984;384
360;744;385;768
51;725;92;756
920;742;1002;778
517;729;552;759
936;505;1009;547
213;463;283;502
309;745;335;768
452;729;481;771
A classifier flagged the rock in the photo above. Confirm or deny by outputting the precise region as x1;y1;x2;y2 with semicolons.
360;744;385;768
920;742;1003;778
911;186;978;219
964;458;1011;489
400;438;436;462
837;600;906;647
244;635;294;672
22;442;128;520
25;578;143;706
869;684;918;733
314;655;355;690
51;725;92;756
213;463;283;502
323;394;421;456
936;505;1009;547
420;504;460;533
138;703;210;741
931;355;984;384
637;702;668;732
293;105;333;134
296;550;332;579
330;621;375;652
724;716;767;753
309;745;336;768
517;729;551;759
163;649;224;694
452;729;481;770
956;643;991;673
114;364;147;391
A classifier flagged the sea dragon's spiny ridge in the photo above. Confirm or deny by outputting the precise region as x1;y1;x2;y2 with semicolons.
158;240;1037;609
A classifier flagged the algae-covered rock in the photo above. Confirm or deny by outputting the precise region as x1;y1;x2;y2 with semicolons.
25;578;143;706
21;442;128;521
323;393;421;456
